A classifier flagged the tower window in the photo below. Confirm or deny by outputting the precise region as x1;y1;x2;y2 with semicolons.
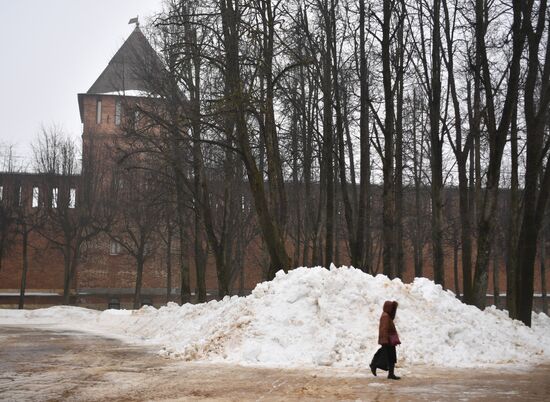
52;187;58;208
96;99;102;124
69;188;76;208
110;240;122;255
115;100;122;125
32;187;39;208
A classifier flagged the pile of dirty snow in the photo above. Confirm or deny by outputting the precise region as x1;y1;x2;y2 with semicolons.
1;266;550;369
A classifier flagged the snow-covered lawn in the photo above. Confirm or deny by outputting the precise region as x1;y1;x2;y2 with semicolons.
1;266;549;369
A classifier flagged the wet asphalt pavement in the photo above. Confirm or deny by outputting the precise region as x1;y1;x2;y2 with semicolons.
1;325;549;401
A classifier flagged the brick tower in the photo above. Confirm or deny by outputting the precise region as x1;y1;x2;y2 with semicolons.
77;25;162;173
74;25;167;308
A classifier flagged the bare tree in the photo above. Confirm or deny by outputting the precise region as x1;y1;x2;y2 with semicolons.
408;0;445;286
471;0;526;309
514;0;550;325
355;0;372;270
32;127;105;304
108;166;163;309
6;181;41;309
0;145;18;272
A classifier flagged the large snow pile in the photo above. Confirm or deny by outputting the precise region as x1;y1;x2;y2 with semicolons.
2;266;550;369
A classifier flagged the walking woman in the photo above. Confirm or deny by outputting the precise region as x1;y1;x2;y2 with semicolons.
370;300;401;380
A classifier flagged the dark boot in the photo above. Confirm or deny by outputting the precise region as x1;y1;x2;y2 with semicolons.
370;364;377;376
388;365;400;380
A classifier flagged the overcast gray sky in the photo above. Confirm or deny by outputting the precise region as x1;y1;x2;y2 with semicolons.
0;0;164;168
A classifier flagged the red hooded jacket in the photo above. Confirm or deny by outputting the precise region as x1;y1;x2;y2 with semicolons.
378;300;399;345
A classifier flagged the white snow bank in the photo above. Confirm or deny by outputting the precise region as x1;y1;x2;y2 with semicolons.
1;266;550;369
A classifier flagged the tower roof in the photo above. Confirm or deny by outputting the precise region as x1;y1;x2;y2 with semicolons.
87;27;163;95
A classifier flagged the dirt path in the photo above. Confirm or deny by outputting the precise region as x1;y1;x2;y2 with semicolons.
1;325;549;401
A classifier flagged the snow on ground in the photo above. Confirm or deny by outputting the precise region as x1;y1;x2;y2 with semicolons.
1;266;550;369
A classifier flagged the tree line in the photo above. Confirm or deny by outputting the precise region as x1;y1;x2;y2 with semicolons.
129;0;549;326
0;0;549;325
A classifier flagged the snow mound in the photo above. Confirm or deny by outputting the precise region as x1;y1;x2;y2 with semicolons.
2;266;550;369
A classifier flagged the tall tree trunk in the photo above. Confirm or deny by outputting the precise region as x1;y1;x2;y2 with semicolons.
469;137;476;245
356;0;371;270
194;213;207;302
412;89;424;278
239;247;246;295
473;0;525;309
301;60;315;267
321;0;334;268
261;0;287;230
454;232;460;298
343;88;357;204
178;224;190;304
332;32;356;269
381;0;395;278
429;0;444;287
68;246;81;306
166;224;172;304
493;246;500;307
215;246;230;298
443;0;473;302
176;173;191;304
514;0;550;326
394;3;405;279
541;226;548;314
198;145;231;298
516;143;550;324
63;244;72;305
506;103;520;316
134;257;144;309
302;111;313;267
459;144;473;303
190;32;207;303
219;0;290;279
291;99;301;266
18;229;29;310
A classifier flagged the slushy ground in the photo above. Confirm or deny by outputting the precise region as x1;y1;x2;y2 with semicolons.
1;326;548;402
